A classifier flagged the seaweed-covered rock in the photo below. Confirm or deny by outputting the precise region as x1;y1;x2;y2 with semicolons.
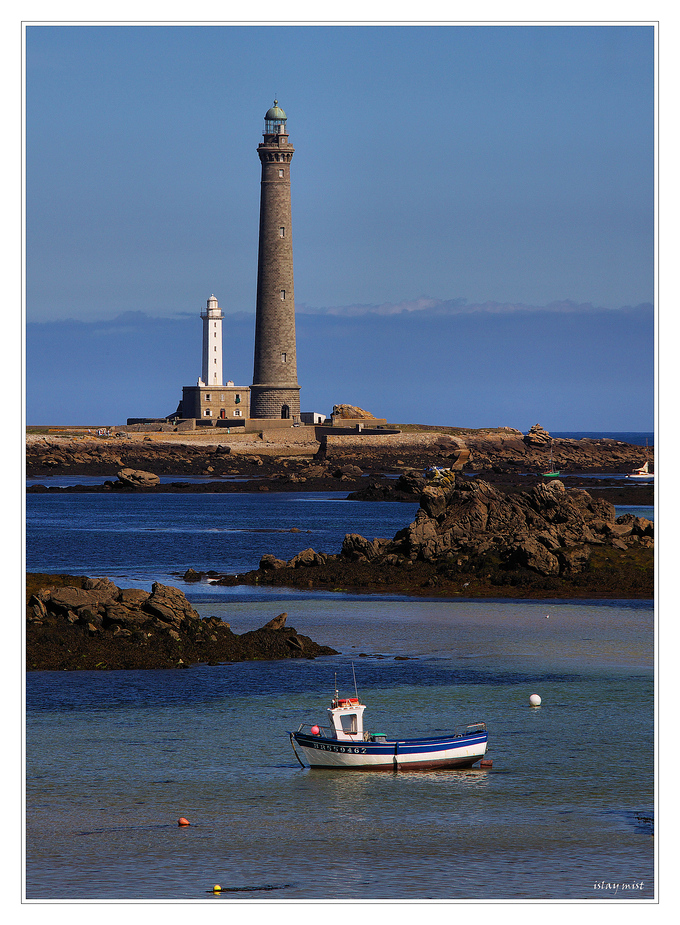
26;576;338;670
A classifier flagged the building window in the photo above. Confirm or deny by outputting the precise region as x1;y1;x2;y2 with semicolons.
234;409;241;417
280;290;286;300
220;394;225;401
235;394;241;403
204;409;212;417
205;393;211;401
214;346;217;352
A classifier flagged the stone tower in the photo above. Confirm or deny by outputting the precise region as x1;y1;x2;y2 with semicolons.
200;294;224;386
250;100;300;420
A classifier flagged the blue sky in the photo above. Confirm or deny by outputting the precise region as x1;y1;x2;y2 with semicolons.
25;24;655;429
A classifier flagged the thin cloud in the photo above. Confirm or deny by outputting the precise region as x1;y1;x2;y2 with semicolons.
296;298;653;317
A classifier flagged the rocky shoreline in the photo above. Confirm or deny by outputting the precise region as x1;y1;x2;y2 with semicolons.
26;427;653;506
26;575;338;671
26;427;654;616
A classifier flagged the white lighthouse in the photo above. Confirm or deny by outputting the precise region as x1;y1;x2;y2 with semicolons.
200;294;224;386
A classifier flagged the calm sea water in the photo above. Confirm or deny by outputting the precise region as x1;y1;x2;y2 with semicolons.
24;491;656;901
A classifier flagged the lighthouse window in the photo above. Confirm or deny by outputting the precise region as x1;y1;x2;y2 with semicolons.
280;290;286;300
279;226;285;237
279;168;284;177
281;353;287;363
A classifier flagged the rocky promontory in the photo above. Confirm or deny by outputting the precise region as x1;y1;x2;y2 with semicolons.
199;474;653;599
26;575;337;670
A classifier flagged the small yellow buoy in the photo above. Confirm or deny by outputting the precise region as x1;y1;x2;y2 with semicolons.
213;884;222;893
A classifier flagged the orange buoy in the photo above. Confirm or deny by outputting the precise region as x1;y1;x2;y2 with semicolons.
178;817;190;826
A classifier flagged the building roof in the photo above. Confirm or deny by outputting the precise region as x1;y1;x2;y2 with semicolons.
265;100;287;121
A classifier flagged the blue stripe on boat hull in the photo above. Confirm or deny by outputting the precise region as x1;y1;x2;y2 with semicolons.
292;731;488;771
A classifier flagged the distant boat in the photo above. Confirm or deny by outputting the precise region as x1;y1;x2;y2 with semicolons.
626;441;654;481
542;441;560;478
626;460;654;482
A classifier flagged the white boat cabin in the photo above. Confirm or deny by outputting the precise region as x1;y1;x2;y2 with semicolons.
328;697;366;741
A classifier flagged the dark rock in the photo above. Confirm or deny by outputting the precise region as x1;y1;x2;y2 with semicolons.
260;554;287;570
116;468;160;487
341;534;382;562
420;485;448;520
143;582;200;628
26;575;338;670
288;548;326;567
262;612;288;630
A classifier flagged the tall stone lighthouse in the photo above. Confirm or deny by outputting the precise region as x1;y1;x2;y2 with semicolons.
250;100;301;420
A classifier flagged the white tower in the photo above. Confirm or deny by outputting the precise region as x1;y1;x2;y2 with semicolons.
200;294;224;386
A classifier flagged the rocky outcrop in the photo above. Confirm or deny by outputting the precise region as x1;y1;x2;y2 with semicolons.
523;423;552;447
332;404;376;419
115;467;160;487
26;576;337;670
352;476;653;576
232;473;653;596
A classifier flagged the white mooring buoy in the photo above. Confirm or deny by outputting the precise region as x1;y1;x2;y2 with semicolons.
529;694;542;707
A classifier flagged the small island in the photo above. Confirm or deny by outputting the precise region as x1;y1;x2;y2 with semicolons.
26;575;337;671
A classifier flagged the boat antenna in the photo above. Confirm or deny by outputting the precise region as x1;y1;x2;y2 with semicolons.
334;672;339;702
351;662;359;701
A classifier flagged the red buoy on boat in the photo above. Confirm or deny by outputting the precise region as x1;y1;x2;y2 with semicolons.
310;725;320;735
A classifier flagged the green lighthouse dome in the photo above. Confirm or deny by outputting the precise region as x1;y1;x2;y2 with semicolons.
265;100;287;121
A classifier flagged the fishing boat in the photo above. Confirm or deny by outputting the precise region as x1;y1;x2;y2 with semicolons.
289;677;488;771
541;441;560;478
626;460;654;482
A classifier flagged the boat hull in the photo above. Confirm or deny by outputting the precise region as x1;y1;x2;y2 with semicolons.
292;730;488;771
